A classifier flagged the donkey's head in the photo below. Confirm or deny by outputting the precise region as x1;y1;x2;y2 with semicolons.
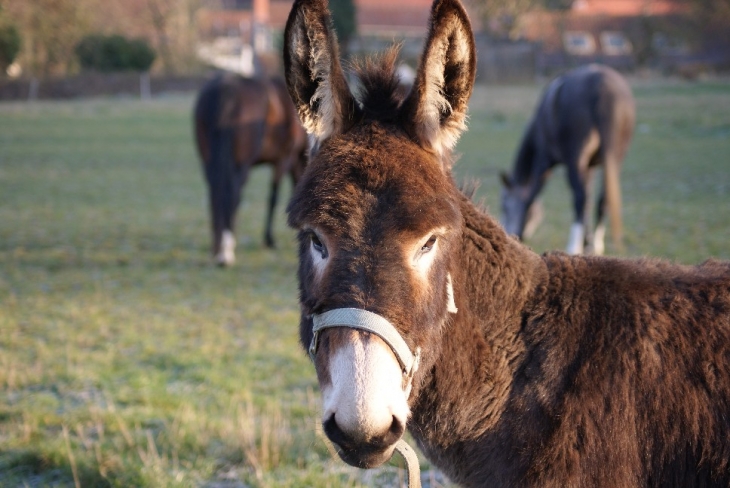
284;0;475;469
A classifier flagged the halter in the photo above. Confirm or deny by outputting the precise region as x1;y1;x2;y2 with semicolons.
308;307;424;487
309;308;421;393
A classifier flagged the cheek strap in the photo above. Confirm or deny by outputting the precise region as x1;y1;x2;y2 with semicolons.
309;308;421;392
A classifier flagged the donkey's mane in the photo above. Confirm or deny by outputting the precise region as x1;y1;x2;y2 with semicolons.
350;45;407;122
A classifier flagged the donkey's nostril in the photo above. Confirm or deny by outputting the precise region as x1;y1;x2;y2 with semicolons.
389;415;405;439
323;413;350;447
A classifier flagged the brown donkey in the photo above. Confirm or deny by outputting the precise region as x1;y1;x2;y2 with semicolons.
283;0;730;486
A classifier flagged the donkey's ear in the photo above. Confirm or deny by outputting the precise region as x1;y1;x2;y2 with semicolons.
284;0;357;150
401;0;476;165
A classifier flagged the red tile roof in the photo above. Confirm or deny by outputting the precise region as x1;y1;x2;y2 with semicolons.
267;0;480;35
570;0;688;17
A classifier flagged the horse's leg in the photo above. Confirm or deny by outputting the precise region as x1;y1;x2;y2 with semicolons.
212;170;241;267
209;188;236;266
264;169;282;249
594;179;607;256
565;165;586;255
265;150;300;248
217;162;251;265
566;130;601;255
209;192;226;264
563;147;590;255
205;125;241;266
593;146;611;256
582;166;598;253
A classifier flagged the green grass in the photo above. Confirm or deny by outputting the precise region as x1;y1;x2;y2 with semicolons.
1;78;729;487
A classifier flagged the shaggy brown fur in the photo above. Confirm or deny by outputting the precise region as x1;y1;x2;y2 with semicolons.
194;74;307;259
283;0;730;486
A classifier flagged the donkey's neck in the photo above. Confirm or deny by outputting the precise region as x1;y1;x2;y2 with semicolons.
457;193;546;345
410;192;547;465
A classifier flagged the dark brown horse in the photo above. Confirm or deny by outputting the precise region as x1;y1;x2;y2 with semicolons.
501;64;635;255
283;0;730;486
194;73;307;265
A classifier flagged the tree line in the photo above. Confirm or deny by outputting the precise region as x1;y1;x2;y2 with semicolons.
0;0;201;78
0;0;727;79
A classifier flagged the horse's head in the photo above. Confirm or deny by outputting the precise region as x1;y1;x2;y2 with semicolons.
284;0;475;468
499;172;544;240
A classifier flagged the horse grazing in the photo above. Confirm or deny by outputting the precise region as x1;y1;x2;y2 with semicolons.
501;64;635;255
283;0;730;486
194;73;307;265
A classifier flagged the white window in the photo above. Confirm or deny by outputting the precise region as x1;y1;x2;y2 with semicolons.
652;33;689;55
563;31;596;56
600;31;633;56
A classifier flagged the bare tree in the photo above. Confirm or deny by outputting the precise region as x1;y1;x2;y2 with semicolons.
467;0;541;39
4;0;203;77
466;0;571;40
687;0;730;46
147;0;176;73
4;0;93;77
144;0;205;74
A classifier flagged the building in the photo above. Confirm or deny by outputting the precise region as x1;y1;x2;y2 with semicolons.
195;0;481;74
517;0;727;76
194;0;729;81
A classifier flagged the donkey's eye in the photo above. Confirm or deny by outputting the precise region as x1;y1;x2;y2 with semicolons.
421;235;438;253
310;233;328;258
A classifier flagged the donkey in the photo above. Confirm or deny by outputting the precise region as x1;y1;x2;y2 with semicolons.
194;73;307;266
500;64;635;255
283;0;730;486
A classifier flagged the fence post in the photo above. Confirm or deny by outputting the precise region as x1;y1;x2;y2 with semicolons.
140;71;151;100
28;77;39;101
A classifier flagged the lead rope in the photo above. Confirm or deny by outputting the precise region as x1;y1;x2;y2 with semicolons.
310;308;423;488
394;439;421;488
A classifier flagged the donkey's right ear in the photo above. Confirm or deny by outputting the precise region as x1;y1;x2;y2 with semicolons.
284;0;357;150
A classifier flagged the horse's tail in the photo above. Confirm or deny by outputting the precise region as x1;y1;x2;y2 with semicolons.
604;149;623;251
599;89;635;253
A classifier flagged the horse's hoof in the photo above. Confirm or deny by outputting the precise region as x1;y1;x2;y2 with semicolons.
214;255;234;267
214;231;236;266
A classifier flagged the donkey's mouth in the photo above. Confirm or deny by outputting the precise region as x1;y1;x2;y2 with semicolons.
323;415;402;468
333;440;398;469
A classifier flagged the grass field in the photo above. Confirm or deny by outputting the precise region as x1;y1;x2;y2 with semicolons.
1;77;729;487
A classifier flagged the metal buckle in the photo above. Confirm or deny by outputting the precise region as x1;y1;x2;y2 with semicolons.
308;330;319;362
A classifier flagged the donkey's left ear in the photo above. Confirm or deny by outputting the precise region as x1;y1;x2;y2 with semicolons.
401;0;476;166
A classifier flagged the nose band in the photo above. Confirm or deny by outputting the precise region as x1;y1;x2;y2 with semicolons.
309;308;421;388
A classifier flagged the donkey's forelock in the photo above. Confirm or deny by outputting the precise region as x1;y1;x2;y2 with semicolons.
350;45;407;122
